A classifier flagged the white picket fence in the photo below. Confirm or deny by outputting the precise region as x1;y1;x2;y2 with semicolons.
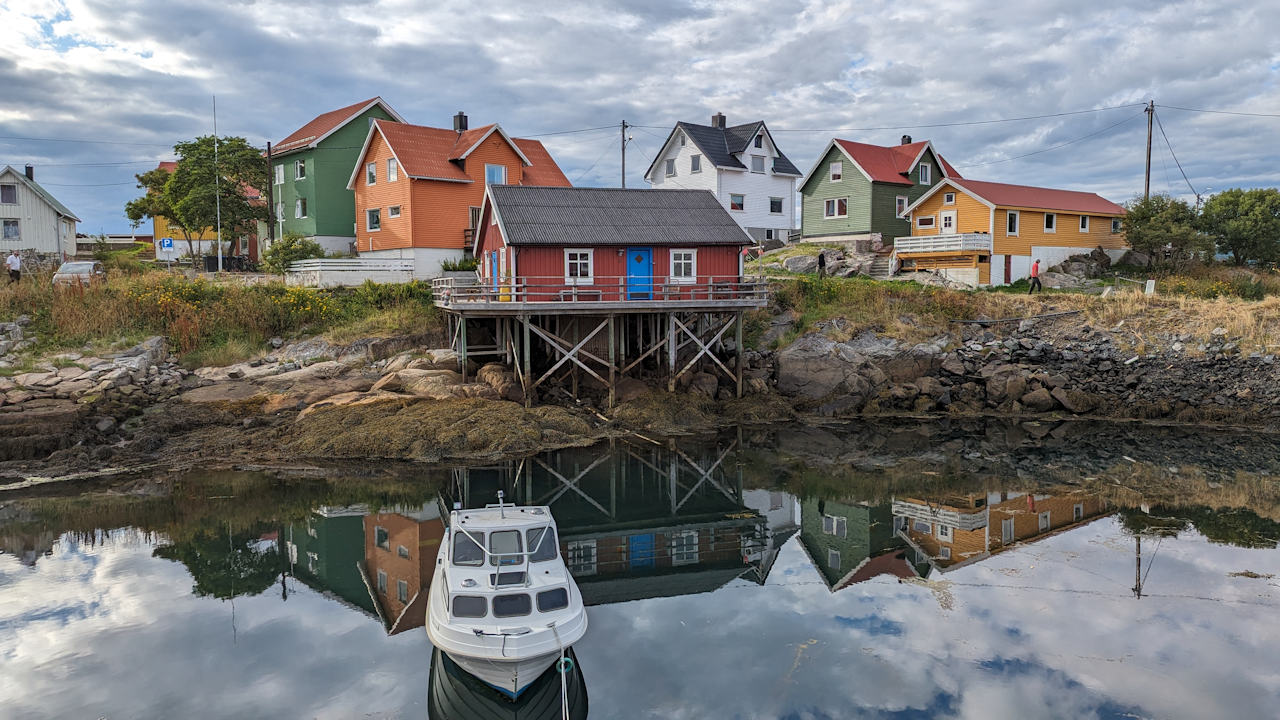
285;258;415;288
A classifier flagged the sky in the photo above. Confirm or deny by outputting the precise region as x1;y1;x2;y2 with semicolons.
4;0;1280;234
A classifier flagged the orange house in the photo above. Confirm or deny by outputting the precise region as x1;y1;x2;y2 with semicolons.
347;112;570;278
897;178;1127;286
364;506;445;635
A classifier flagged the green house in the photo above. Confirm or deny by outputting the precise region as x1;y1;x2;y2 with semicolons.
797;498;923;589
798;137;961;245
285;508;378;618
267;98;404;254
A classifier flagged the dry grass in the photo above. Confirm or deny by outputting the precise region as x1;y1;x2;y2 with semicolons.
1084;462;1280;523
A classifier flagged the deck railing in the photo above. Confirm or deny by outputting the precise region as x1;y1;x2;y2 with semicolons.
894;233;993;255
432;274;770;309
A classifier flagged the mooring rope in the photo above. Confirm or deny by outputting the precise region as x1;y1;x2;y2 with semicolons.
551;622;569;720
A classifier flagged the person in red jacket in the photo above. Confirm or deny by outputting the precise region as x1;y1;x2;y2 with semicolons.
1028;259;1042;294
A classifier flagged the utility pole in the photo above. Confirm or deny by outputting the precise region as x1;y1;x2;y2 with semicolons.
1133;535;1143;599
1143;100;1154;201
214;95;223;273
620;119;630;189
265;141;274;250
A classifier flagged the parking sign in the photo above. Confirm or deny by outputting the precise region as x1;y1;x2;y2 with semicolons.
160;237;174;251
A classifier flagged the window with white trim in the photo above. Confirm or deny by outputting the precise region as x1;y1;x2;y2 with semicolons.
939;546;952;560
1007;211;1020;235
366;162;376;185
275;202;283;222
765;228;777;240
389;205;401;218
294;198;307;218
1;185;16;204
388;158;398;182
943;192;955;205
730;194;745;211
565;248;592;285
829;161;842;181
366;208;380;231
671;530;699;566
294;159;306;180
769;197;783;214
376;569;387;593
1111;218;1122;233
396;579;408;603
690;155;701;173
1079;215;1089;232
896;196;908;217
914;520;932;534
827;549;841;569
936;524;952;541
754;134;764;148
273;165;283;186
469;206;483;230
1038;511;1051;531
916;215;935;229
567;539;596;575
823;198;847;218
665;159;676;177
397;545;409;558
751;155;765;173
918;163;932;185
1044;213;1056;233
678;132;686;146
2;219;18;240
485;164;507;185
670;249;696;283
822;514;847;538
375;526;389;550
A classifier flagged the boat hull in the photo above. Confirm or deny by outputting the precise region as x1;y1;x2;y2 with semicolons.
427;646;588;719
446;650;561;699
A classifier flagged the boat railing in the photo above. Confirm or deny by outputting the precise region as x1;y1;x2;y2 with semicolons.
448;519;557;591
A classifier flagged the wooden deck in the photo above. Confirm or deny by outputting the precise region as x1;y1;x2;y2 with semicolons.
431;275;769;315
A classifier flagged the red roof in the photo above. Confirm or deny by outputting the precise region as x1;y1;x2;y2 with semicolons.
837;550;919;589
513;139;571;186
157;161;177;172
835;139;962;186
274;98;386;153
951;178;1125;215
372;121;569;186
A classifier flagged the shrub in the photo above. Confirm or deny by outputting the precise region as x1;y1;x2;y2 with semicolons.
261;232;327;275
441;257;479;272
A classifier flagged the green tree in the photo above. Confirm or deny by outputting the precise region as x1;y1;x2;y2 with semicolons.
1200;188;1280;265
153;527;281;600
260;231;327;275
1123;194;1211;268
126;135;267;260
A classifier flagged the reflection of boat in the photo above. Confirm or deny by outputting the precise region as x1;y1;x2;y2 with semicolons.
427;646;587;720
427;497;588;699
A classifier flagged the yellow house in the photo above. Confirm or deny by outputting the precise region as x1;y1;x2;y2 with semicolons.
896;178;1126;286
151;161;219;257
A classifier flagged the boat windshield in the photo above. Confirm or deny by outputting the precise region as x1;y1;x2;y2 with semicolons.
452;530;485;566
489;530;523;566
526;527;558;562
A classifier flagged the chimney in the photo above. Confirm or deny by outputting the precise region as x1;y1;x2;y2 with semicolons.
24;164;34;181
901;135;913;145
711;112;727;129
454;111;468;132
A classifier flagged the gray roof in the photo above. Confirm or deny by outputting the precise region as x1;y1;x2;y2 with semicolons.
646;121;801;178
1;166;80;222
490;186;752;246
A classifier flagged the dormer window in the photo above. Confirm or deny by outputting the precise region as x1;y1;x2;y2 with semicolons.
754;134;764;148
918;163;932;185
751;156;765;173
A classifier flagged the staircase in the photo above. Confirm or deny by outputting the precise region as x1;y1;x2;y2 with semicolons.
869;254;894;280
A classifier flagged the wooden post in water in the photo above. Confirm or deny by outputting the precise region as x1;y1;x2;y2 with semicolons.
735;310;744;398
607;314;617;408
522;315;532;408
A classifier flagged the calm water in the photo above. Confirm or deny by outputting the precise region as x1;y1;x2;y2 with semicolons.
2;421;1279;719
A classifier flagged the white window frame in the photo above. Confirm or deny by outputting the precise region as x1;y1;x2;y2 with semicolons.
670;248;696;284
1074;503;1084;522
1111;218;1122;233
274;201;284;222
564;248;593;285
567;539;597;576
765;229;777;241
485;163;507;185
1044;213;1056;233
829;161;842;182
936;524;952;541
690;154;701;173
769;196;784;214
916;215;936;229
943;192;956;205
376;569;387;593
2;219;20;240
918;162;932;185
366;208;381;232
397;544;409;558
1002;517;1015;544
272;165;283;186
1007;210;1020;236
366;162;376;185
396;579;409;603
827;549;841;569
294;159;306;180
469;206;483;230
751;155;766;173
729;193;745;211
671;530;699;566
388;158;398;182
294;198;307;219
913;520;932;534
1038;511;1051;532
823;198;848;219
939;546;952;560
664;159;676;177
822;514;847;538
388;205;401;218
678;133;685;146
1079;215;1089;232
754;134;764;148
896;196;908;217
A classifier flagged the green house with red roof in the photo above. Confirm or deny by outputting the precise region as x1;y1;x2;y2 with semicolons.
267;97;405;254
798;135;962;245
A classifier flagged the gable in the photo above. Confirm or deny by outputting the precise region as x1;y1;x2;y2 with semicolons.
275;97;405;156
0;166;80;221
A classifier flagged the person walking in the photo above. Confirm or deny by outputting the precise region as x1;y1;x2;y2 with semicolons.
4;250;20;285
1027;258;1042;294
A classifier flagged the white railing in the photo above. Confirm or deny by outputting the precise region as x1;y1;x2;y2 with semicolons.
431;274;770;308
285;258;415;288
894;233;993;255
891;499;988;531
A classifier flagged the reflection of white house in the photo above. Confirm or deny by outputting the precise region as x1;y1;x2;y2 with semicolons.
0;165;79;257
742;489;802;573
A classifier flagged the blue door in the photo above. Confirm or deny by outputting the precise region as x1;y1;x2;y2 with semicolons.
628;533;656;569
490;251;499;292
626;247;653;299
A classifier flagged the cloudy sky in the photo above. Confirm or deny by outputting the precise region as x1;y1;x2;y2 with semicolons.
5;0;1280;233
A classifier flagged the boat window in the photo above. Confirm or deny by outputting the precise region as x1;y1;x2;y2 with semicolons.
492;593;532;618
537;588;569;612
527;527;558;562
452;595;487;618
489;530;523;566
452;530;485;566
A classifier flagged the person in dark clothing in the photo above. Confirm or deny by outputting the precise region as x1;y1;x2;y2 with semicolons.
1028;259;1042;294
817;251;827;279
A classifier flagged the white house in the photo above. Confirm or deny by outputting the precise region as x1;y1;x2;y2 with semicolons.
0;165;79;258
643;113;801;243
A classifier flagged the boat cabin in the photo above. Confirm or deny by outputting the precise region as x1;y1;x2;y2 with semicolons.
443;505;573;621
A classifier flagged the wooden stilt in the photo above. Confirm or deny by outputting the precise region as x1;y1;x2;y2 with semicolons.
459;317;468;382
735;310;744;399
667;312;677;392
607;314;616;409
522;315;532;408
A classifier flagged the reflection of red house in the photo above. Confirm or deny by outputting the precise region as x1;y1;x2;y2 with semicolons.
837;549;919;589
362;505;445;634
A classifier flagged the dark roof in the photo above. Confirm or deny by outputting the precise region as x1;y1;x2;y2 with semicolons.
489;186;752;246
1;165;80;221
654;121;801;177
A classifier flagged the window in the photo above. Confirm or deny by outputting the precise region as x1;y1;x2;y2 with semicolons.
671;530;699;566
488;530;523;567
823;198;847;218
397;545;409;559
527;527;558;562
376;569;387;593
452;595;486;618
366;208;380;231
1079;215;1089;232
939;546;952;560
396;579;408;603
822;514;847;538
388;158;398;182
1044;213;1056;233
1038;511;1051;531
730;194;745;211
941;213;955;232
469;206;483;230
366;162;376;185
295;198;307;218
388;205;401;218
678;132;686;146
274;202;283;222
769;197;783;214
452;530;485;566
751;155;765;173
896;196;908;217
937;524;952;541
943;192;956;205
493;593;532;618
827;549;841;570
691;155;701;173
567;539;597;576
914;520;933;534
1002;517;1015;544
918;163;932;185
1111;218;1122;233
829;161;842;181
272;165;283;186
664;159;676;177
537;588;569;612
375;526;389;550
754;134;764;148
765;228;777;241
483;163;507;186
1074;503;1084;522
1007;211;1020;236
306;551;318;574
565;248;593;285
2;219;18;239
670;249;696;283
916;215;935;229
294;159;306;180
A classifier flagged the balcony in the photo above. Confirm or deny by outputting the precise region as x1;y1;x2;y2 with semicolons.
891;499;988;531
894;233;992;255
432;274;770;315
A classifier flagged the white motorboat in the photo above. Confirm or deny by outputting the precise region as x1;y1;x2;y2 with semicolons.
426;494;588;699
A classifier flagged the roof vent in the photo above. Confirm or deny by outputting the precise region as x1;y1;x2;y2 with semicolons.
711;112;727;129
454;111;468;132
901;135;913;145
24;164;34;181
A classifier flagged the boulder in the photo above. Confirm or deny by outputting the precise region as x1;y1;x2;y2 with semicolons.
775;333;884;409
687;372;719;397
1020;387;1058;412
477;363;514;389
260;360;349;385
1051;387;1100;414
614;377;651;403
782;255;819;274
882;342;945;383
297;390;408;419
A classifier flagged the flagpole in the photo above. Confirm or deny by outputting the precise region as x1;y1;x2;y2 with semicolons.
214;95;222;273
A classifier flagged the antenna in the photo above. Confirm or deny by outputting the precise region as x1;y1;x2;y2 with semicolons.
213;95;223;273
497;490;505;518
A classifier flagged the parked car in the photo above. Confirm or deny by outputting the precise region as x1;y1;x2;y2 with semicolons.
52;261;106;287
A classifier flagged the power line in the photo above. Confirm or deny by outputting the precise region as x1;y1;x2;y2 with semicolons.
0;160;163;167
1153;109;1198;199
39;180;138;187
0;134;173;148
954;111;1145;169
519;124;618;138
1160;105;1280;119
570;135;617;185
